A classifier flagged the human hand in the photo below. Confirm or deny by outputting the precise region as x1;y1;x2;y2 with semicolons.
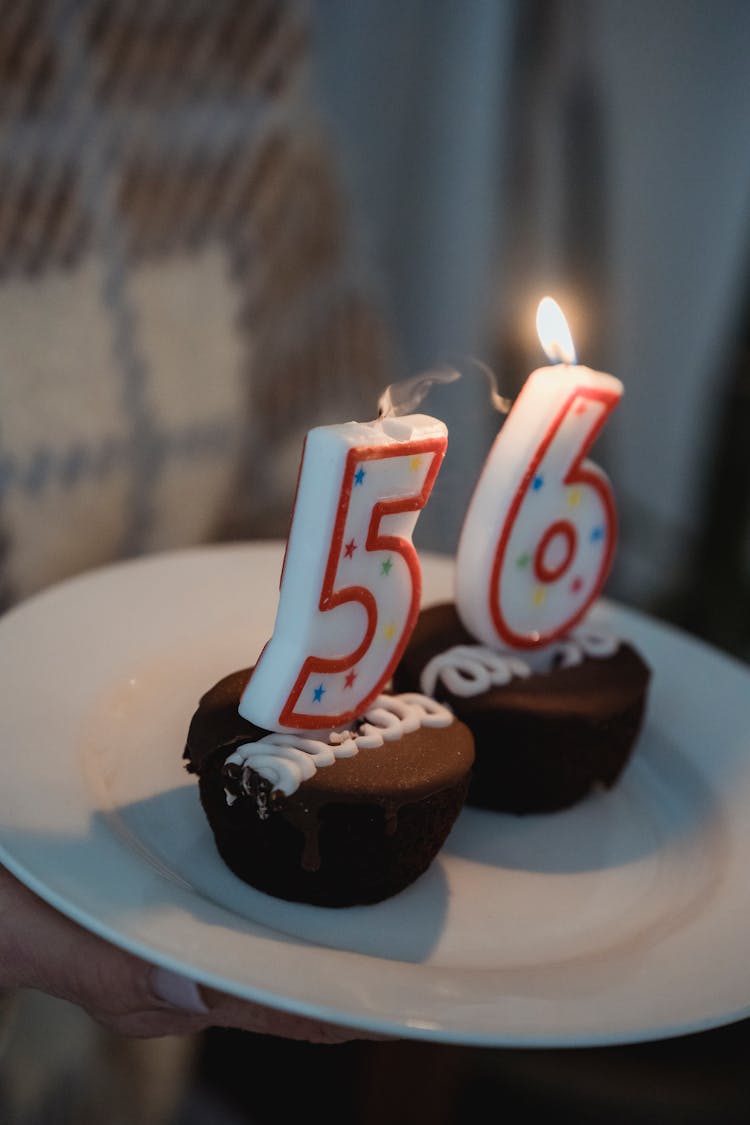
0;865;380;1042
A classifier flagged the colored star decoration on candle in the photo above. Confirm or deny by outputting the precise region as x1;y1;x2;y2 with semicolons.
455;296;623;649
240;411;447;732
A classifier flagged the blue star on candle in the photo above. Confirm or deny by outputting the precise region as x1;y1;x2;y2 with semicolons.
354;466;366;486
312;683;326;702
532;474;544;491
590;526;605;543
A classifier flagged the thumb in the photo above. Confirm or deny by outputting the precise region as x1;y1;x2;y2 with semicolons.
0;867;202;1033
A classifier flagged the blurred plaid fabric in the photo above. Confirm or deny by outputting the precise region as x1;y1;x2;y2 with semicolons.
0;0;394;610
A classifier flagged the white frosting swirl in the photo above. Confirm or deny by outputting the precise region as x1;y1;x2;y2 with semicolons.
225;692;453;801
421;645;532;698
420;624;620;699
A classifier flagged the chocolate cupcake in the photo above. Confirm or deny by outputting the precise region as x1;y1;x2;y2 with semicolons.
184;667;474;906
393;602;650;815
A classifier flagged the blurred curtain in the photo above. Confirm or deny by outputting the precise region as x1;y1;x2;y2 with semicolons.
313;0;516;550
312;0;750;632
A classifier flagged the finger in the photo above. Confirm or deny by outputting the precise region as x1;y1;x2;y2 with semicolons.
199;985;393;1044
84;1005;209;1039
0;870;187;1027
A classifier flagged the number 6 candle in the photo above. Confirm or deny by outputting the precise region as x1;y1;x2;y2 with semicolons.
240;413;447;732
455;297;623;649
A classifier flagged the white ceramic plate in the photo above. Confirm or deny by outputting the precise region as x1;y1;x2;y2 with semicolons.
1;541;749;1047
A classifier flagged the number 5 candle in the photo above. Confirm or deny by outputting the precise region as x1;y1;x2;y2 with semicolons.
240;413;447;732
455;297;623;649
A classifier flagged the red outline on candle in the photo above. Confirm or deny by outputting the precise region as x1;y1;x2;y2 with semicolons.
534;519;577;583
278;434;447;728
489;385;619;648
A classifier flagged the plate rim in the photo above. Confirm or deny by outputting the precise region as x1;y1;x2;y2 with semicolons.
1;541;750;1048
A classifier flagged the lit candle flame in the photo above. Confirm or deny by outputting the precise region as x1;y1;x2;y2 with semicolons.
536;297;577;365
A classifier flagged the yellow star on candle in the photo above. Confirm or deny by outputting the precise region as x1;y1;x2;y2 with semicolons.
532;585;547;607
409;456;422;472
567;488;582;507
383;623;396;639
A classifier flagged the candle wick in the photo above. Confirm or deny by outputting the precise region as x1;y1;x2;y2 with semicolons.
544;341;577;366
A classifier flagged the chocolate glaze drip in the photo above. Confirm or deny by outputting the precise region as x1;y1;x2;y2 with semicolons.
184;666;475;902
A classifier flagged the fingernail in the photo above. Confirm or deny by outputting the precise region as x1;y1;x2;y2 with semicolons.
150;966;209;1014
